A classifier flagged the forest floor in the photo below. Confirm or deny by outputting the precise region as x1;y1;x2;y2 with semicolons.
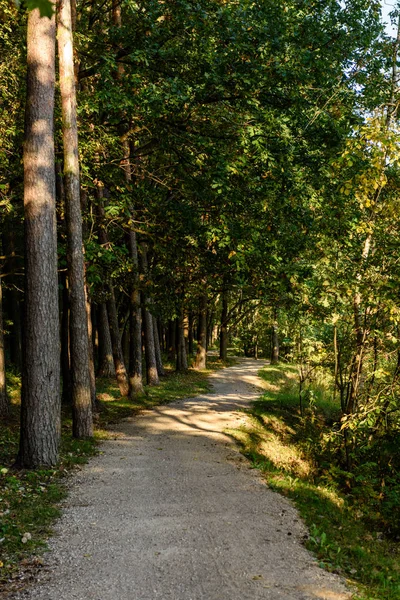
9;358;350;600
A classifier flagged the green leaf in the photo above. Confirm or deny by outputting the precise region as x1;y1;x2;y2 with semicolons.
24;0;54;18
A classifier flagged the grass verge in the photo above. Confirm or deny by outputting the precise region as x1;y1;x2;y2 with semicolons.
228;363;400;600
0;354;234;594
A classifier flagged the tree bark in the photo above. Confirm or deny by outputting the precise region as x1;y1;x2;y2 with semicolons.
60;273;71;404
153;315;165;376
188;310;194;356
129;296;143;397
194;294;207;370
86;288;97;411
128;230;144;397
219;288;228;361
97;303;115;378
0;276;9;417
58;0;93;437
176;313;188;372
18;5;61;467
142;302;159;386
270;311;279;364
140;245;159;386
107;291;129;396
167;319;176;362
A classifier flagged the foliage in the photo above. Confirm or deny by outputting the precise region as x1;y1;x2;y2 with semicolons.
229;363;400;600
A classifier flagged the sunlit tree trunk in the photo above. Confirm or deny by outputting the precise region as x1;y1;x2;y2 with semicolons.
58;0;93;437
18;5;61;467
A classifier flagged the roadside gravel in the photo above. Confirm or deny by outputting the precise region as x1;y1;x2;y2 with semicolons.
11;358;351;600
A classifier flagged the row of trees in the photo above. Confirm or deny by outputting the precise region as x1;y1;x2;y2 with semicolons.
1;0;398;475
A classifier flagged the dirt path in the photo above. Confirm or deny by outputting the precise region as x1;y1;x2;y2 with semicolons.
14;359;351;600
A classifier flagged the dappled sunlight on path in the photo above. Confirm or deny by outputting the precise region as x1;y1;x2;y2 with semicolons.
14;358;352;600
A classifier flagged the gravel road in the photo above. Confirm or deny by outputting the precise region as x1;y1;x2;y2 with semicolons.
12;358;351;600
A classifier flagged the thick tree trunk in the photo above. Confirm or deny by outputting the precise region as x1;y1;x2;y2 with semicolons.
153;315;165;376
107;290;129;396
97;303;115;378
58;0;93;437
0;277;9;417
176;313;188;372
219;289;228;361
194;294;207;370
18;6;61;467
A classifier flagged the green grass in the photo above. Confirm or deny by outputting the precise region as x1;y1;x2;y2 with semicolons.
228;364;400;600
0;353;234;590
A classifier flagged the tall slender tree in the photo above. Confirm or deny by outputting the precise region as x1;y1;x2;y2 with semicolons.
58;0;93;437
0;275;8;417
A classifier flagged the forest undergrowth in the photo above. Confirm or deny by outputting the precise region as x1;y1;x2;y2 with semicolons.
0;355;233;594
229;364;400;600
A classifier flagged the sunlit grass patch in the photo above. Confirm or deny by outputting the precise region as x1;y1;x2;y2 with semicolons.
231;363;400;600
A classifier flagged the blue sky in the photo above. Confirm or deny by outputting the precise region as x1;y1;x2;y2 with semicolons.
381;0;398;36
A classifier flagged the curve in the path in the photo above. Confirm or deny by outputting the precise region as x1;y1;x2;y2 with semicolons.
13;358;351;600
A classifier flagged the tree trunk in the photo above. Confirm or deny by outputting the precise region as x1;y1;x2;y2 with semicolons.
97;303;115;378
219;289;228;361
0;276;9;417
18;6;61;467
140;245;159;386
129;293;143;397
60;273;71;404
86;289;97;411
107;290;129;396
194;294;207;370
91;302;98;366
207;309;215;350
167;319;176;362
176;313;188;372
153;315;165;376
142;302;159;386
188;310;194;356
128;229;143;397
58;0;93;437
271;312;279;364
